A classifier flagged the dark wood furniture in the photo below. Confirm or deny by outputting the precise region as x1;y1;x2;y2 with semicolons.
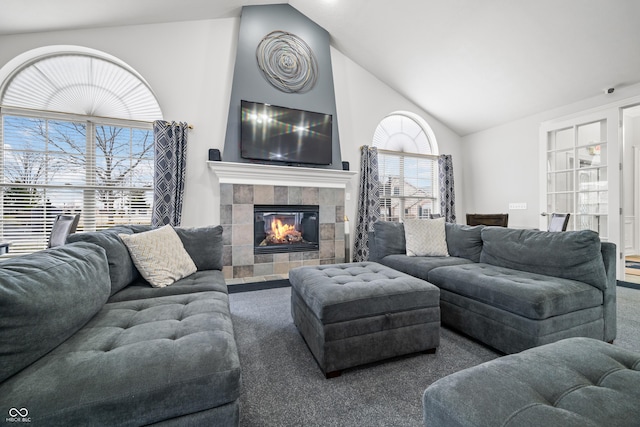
466;213;509;227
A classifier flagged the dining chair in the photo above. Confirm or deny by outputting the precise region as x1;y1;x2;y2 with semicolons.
48;214;80;248
548;213;570;232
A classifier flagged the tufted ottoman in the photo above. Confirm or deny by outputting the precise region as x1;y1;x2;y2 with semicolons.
289;262;440;378
422;337;640;426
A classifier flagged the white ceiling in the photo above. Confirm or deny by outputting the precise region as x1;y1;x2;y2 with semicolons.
1;0;639;136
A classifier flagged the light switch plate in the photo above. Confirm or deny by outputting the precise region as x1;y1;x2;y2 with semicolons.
509;203;527;210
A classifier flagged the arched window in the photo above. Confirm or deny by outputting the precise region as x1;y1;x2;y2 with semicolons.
0;47;162;255
372;112;439;222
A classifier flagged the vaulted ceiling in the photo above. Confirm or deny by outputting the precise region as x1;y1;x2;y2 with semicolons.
2;0;639;136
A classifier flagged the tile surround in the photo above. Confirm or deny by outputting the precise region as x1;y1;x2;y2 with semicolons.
220;183;346;281
209;161;356;283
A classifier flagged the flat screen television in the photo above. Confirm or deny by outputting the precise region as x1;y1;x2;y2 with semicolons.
240;100;332;166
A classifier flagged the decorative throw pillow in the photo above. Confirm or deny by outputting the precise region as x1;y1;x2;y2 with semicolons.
174;225;224;271
119;225;197;288
404;218;449;257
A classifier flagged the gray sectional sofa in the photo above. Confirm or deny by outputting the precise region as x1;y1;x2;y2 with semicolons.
0;225;240;426
369;221;617;354
422;337;640;426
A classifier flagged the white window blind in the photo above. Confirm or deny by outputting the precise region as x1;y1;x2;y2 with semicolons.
378;150;438;221
1;109;154;255
372;113;439;222
2;54;161;120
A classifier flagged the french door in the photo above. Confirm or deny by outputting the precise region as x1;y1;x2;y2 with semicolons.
540;108;621;277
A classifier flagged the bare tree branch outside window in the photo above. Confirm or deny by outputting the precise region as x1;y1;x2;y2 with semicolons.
1;113;154;253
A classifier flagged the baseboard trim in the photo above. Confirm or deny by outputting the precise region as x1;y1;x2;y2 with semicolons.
617;280;640;290
228;279;291;294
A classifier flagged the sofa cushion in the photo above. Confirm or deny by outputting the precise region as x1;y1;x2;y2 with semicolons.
404;218;449;257
119;225;197;288
445;223;484;262
67;226;140;295
428;263;603;320
371;221;406;260
175;225;224;271
377;254;473;282
108;270;227;303
0;290;241;425
0;242;110;383
480;228;607;291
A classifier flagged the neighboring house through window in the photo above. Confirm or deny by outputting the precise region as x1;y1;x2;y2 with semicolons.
372;112;439;222
0;47;162;255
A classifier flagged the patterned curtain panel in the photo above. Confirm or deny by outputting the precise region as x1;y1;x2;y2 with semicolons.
152;121;188;227
438;154;456;223
353;146;381;262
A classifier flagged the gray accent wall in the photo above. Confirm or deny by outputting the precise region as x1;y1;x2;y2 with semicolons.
223;4;342;170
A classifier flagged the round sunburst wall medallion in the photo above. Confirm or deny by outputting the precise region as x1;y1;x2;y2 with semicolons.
256;30;318;93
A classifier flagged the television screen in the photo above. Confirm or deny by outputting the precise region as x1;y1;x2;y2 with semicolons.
241;100;332;165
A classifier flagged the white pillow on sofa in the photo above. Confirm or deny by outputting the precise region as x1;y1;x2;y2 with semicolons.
404;218;450;257
119;225;197;288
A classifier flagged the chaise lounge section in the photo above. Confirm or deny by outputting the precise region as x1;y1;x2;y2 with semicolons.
369;220;616;354
0;224;241;426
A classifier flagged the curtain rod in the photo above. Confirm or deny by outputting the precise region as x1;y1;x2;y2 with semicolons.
158;120;193;130
370;147;440;160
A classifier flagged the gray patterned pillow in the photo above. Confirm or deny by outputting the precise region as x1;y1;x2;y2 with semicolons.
404;218;449;257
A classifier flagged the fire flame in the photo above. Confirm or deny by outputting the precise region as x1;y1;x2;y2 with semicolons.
271;219;296;241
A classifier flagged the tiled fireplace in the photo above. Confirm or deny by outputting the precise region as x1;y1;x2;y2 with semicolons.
209;161;356;282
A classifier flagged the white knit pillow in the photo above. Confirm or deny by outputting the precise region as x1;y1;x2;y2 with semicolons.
119;225;197;288
404;218;449;257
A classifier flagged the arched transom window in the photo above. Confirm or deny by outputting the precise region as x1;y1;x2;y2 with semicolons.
0;48;162;255
372;112;439;221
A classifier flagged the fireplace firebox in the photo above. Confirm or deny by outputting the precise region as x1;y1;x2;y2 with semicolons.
254;205;320;254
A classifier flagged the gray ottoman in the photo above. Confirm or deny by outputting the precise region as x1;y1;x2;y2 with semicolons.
423;337;640;427
289;262;440;378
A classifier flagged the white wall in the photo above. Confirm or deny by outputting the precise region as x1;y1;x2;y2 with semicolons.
331;47;465;225
0;19;239;227
462;84;640;229
0;19;465;230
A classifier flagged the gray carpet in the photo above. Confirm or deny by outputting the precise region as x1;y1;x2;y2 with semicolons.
229;286;640;427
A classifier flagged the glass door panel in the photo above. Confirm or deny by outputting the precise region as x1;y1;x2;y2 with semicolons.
547;171;574;192
548;127;574;150
542;107;621;278
577;145;607;168
547;193;574;214
577;168;608;191
543;116;612;236
577;120;604;145
575;215;608;238
547;149;574;171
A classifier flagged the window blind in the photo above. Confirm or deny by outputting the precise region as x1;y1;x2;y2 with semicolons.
1;110;153;255
378;151;438;222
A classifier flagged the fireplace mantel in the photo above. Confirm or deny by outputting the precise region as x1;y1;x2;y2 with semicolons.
207;161;356;188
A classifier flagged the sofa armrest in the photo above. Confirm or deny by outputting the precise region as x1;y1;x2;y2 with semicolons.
600;241;617;343
367;231;378;262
